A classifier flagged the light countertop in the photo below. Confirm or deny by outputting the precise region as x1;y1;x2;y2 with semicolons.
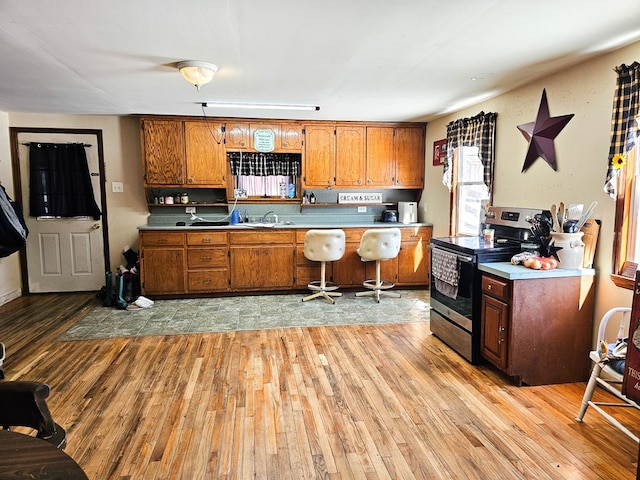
479;261;595;280
137;222;432;231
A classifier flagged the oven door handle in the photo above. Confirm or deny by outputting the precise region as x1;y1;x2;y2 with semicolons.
431;245;474;264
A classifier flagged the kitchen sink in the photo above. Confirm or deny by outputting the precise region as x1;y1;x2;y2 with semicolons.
241;222;277;228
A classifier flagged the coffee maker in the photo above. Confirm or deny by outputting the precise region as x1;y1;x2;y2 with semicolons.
398;202;418;224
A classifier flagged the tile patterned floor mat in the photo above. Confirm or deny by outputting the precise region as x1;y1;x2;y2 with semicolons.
59;290;430;340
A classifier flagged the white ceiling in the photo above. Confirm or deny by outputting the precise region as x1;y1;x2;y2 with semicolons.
2;0;640;122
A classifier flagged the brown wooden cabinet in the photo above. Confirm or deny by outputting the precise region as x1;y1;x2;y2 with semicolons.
184;120;227;187
395;127;425;188
229;230;295;290
224;122;250;149
139;231;186;295
141;120;185;186
303;124;336;188
397;226;431;285
186;231;229;292
335;126;366;187
140;225;431;297
480;272;595;385
365;127;395;187
280;124;304;151
366;126;425;188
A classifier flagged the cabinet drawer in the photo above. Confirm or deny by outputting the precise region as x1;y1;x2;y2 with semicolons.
187;248;228;268
188;270;229;292
229;230;295;245
141;231;184;246
400;226;432;241
482;275;509;301
343;228;366;243
187;231;227;246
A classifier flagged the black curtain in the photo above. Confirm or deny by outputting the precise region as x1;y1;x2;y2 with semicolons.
29;143;101;219
228;152;301;176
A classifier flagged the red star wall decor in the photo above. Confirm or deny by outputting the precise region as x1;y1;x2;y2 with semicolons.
517;89;574;172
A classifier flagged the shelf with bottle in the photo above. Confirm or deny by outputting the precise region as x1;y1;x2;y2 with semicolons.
146;188;228;207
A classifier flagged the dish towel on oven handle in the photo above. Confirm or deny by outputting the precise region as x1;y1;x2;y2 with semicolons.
432;248;460;299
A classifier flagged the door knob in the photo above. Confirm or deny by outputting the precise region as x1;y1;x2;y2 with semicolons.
92;223;101;230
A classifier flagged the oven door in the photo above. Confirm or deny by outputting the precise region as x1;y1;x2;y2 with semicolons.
430;244;475;324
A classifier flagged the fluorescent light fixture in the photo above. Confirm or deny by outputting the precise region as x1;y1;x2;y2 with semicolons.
202;102;319;111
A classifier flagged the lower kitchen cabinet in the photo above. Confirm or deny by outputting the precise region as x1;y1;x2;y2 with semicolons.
139;225;431;296
140;231;186;295
186;231;229;292
480;272;595;385
229;231;295;290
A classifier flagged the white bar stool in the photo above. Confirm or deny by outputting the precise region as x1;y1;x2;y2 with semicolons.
302;229;346;304
356;228;401;303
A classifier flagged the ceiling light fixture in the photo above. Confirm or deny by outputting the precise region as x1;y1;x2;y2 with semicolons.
177;61;218;91
202;102;320;111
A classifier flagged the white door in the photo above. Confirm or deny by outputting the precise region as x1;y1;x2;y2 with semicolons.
17;132;106;293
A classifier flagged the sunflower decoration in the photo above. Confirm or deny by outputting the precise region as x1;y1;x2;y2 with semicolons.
612;153;627;169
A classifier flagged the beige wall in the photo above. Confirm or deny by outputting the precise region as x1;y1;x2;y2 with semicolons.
0;111;22;304
422;40;640;327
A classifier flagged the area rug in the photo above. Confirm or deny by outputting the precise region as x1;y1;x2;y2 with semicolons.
58;290;430;341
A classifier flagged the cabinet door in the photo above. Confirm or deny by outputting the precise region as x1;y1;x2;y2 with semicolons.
184;121;227;186
481;294;509;369
365;127;395;187
395;127;425;188
225;122;250;149
332;243;367;287
141;120;185;186
335;126;366;187
397;241;428;285
280;124;304;151
304;125;335;187
141;248;185;295
230;246;294;289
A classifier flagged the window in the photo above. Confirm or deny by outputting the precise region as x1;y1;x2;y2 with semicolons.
451;146;490;236
606;62;640;289
612;129;640;289
443;112;496;236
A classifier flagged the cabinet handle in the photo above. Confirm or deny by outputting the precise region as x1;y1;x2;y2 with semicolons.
201;239;211;243
487;284;492;290
188;178;193;183
203;256;212;261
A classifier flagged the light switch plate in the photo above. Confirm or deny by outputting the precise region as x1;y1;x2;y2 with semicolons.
185;207;196;214
111;181;123;193
358;206;367;213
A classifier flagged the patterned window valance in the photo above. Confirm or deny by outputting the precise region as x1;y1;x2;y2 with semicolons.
228;152;301;176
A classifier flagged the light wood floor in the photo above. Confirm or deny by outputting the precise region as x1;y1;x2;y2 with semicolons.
1;292;639;479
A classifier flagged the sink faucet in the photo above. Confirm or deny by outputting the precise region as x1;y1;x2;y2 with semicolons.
260;211;274;223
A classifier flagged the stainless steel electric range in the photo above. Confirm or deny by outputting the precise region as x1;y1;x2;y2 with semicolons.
429;206;547;364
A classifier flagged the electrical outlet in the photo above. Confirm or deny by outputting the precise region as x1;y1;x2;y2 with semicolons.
185;206;196;214
111;181;123;193
358;206;367;213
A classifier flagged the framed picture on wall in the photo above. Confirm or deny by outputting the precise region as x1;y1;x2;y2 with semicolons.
433;138;447;166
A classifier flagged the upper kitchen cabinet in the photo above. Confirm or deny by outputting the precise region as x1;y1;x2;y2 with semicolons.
303;124;336;188
395;127;425;188
224;121;304;152
225;122;250;150
335;126;366;187
184;120;226;187
141;118;226;188
366;126;425;188
365;127;395;186
303;124;366;188
141;119;185;186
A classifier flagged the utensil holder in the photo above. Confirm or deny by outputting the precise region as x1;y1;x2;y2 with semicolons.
550;232;585;269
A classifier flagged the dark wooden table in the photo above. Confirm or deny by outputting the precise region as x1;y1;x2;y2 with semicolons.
0;429;88;479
